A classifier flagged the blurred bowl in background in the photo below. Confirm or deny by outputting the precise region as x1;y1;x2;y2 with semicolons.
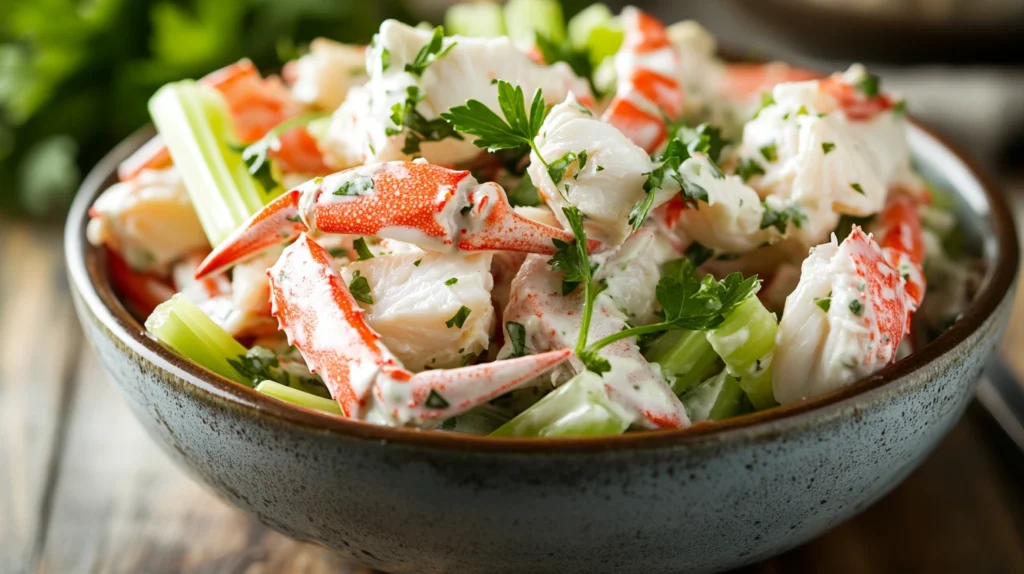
730;0;1024;65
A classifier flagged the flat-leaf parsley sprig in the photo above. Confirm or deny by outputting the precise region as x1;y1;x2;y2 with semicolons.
440;80;550;169
577;271;760;375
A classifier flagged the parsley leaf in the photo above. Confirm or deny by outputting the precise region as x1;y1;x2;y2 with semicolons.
578;350;612;375
507;172;541;207
349;270;373;304
441;80;548;154
678;123;728;163
227;346;282;388
333;175;375;196
389;85;463;155
445;305;472;329
760;201;807;233
753;92;775;118
815;293;831;312
822;142;836;155
405;26;456;77
546;150;588;184
685;241;715;267
736;157;765;181
239;111;330;193
547;206;592;295
855;73;881;97
849;299;864;316
444;277;458;286
352;237;374;261
850;182;865;195
629;137;691;230
505;321;528;358
759;142;778;162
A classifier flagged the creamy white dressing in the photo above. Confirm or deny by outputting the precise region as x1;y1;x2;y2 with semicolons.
318;19;591;170
529;94;662;245
86;168;208;275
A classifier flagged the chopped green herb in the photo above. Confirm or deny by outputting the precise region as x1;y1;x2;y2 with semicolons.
389;85;463;155
353;237;374;261
855;73;881;97
546;150;587;183
349;270;373;304
815;294;831;313
753;92;775;118
849;299;864;316
460;204;473;216
596;165;605;172
445;305;472;329
381;48;391;71
759;142;778;162
405;26;456;77
851;182;865;195
736;157;766;181
893;100;907;116
760;201;807;234
444;277;458;286
507;172;541;207
506;321;528;358
413;259;422;267
685;241;715;267
425;389;450;409
441;80;548;156
796;105;809;116
822;142;836;155
333;175;375;196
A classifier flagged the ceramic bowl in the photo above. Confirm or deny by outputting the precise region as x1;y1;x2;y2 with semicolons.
66;123;1018;574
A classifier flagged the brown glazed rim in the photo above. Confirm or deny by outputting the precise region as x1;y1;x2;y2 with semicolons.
66;121;1019;453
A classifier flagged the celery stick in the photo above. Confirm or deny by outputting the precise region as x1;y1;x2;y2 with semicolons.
706;296;779;410
504;0;565;48
445;2;506;37
149;81;275;247
681;370;752;422
567;3;623;65
491;372;630;437
644;329;721;395
255;380;342;414
145;294;250;386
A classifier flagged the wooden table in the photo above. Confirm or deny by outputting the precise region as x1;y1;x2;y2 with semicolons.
3;191;1024;572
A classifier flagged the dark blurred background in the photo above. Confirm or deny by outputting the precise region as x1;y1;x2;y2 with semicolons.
1;0;1022;217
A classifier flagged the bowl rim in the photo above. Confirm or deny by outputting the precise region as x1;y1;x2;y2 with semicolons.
66;121;1019;453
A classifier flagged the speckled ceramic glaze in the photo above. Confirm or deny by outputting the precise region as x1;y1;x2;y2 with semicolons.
67;124;1018;574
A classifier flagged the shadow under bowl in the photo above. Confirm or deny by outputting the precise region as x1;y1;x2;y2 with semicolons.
66;123;1018;573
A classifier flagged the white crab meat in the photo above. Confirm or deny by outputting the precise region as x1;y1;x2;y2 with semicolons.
672;155;780;254
499;231;688;429
342;246;494;371
772;232;908;404
529;94;669;245
175;250;280;338
666;20;724;114
737;69;911;244
289;38;367;111
596;227;681;326
86;168;208;275
319;19;592;170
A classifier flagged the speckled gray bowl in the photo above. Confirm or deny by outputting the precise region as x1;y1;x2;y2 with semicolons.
66;123;1018;574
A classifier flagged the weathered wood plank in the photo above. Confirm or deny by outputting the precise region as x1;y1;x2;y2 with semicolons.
0;222;82;573
35;346;359;574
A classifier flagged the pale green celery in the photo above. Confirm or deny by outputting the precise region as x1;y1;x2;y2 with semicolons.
504;0;565;47
145;294;249;386
681;370;751;422
706;296;779;410
567;3;623;65
149;81;274;247
644;329;721;396
440;404;510;435
445;2;506;37
491;372;630;437
255;381;342;414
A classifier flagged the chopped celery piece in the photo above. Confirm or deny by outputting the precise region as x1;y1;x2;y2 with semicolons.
256;381;341;414
445;2;506;37
504;0;565;48
706;296;779;410
681;370;752;422
440;404;510;435
145;294;250;386
644;329;721;395
149;80;275;247
491;372;630;437
567;3;623;65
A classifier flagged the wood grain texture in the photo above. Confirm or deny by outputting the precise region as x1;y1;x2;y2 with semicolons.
0;222;82;573
34;349;359;574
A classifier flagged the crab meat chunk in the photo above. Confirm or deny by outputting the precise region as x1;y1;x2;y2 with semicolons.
772;228;912;404
319;19;591;170
87;168;208;275
342;246;494;371
530;94;669;245
287;38;366;111
499;231;688;429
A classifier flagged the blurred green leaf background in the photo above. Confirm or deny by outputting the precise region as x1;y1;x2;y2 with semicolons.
0;0;413;217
